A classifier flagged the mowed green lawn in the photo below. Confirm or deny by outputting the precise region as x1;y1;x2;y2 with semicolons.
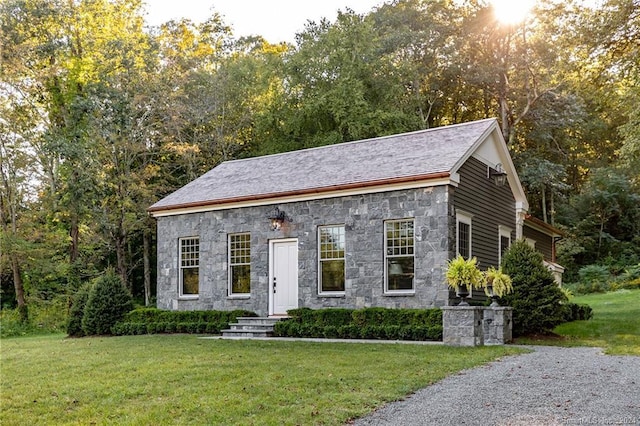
554;289;640;355
1;335;523;425
517;289;640;356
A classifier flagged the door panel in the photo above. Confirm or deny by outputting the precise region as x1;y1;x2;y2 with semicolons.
271;240;298;315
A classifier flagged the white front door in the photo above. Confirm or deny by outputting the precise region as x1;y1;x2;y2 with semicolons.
269;239;298;316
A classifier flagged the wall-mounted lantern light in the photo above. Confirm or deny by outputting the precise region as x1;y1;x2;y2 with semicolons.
487;163;508;187
267;207;292;231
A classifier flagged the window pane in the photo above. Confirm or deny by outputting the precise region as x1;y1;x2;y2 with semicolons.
321;259;345;292
386;220;414;256
229;234;251;294
458;222;470;259
319;226;345;260
231;264;251;294
180;238;200;267
385;219;415;291
387;257;414;290
182;267;199;295
230;234;251;264
500;236;510;256
319;226;346;292
180;238;199;295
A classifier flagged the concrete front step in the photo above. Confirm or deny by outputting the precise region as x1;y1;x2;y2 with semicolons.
235;317;281;326
228;323;275;331
221;317;284;339
221;329;274;338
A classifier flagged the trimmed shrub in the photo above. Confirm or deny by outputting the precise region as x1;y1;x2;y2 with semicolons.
562;302;594;322
274;307;443;341
111;308;257;336
67;283;93;337
500;240;569;336
82;269;134;336
314;309;352;327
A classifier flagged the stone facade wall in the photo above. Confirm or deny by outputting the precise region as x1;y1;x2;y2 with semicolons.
156;186;454;316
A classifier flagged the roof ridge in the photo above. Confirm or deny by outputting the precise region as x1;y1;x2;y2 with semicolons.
220;118;498;166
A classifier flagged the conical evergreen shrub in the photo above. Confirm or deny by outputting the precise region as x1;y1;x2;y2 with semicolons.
82;269;134;336
500;240;567;336
67;282;93;337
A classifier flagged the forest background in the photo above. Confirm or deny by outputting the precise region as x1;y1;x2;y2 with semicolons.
1;0;638;326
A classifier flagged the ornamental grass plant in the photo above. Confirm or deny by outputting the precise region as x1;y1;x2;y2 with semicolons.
445;255;485;293
484;266;513;297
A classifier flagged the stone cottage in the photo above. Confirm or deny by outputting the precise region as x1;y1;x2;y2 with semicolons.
149;118;545;316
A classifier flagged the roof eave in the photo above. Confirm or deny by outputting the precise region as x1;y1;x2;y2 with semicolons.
451;119;529;211
524;215;565;237
148;171;451;216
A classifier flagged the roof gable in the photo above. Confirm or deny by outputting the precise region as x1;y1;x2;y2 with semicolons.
149;118;526;215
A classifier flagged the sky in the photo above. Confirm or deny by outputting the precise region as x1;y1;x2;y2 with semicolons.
143;0;387;43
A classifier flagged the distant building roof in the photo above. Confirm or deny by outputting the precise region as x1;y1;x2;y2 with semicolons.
149;118;508;214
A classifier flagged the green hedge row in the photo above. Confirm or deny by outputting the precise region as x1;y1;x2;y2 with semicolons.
274;307;443;341
562;302;593;322
111;308;257;335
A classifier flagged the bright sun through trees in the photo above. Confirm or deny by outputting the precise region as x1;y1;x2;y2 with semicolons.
490;0;536;24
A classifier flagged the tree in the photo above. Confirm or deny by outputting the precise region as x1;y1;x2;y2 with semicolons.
618;89;640;187
500;240;568;336
0;110;31;322
518;157;569;225
263;9;421;153
81;269;133;335
67;282;92;337
565;168;640;266
368;0;465;128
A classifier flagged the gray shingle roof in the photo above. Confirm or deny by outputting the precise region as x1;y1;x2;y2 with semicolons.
149;118;497;212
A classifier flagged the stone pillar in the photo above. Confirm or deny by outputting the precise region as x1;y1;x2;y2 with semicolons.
442;306;484;347
482;307;513;345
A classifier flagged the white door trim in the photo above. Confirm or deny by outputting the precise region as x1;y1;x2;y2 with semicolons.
268;238;299;316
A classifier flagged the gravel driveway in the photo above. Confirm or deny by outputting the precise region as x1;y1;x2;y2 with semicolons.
353;346;640;425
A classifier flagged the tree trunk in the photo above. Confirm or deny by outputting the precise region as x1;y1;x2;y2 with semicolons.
115;231;128;290
598;216;605;258
0;149;28;322
499;70;511;142
10;253;28;323
550;190;555;226
70;212;79;264
541;184;548;223
143;229;151;306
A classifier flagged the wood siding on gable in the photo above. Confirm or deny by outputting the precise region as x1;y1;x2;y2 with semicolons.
452;156;516;269
523;225;553;261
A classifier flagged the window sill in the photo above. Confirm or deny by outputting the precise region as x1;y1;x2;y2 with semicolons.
318;293;345;298
383;291;415;297
227;294;251;300
178;295;199;300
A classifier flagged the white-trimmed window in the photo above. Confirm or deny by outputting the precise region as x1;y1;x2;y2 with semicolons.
179;237;199;297
456;211;473;259
499;226;512;264
318;225;345;294
385;219;415;293
229;233;251;295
